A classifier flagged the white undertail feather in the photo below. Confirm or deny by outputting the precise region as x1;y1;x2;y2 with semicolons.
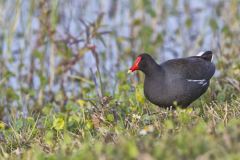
196;51;213;62
196;51;205;56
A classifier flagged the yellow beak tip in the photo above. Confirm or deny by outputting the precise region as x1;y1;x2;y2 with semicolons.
127;70;132;74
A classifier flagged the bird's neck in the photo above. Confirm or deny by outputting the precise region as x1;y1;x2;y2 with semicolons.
142;63;163;77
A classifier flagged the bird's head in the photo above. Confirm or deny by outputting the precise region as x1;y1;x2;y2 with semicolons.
128;53;156;73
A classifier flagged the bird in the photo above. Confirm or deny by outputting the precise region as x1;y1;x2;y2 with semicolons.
128;51;215;108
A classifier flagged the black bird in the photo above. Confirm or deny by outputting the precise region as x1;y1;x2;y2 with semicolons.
128;51;215;108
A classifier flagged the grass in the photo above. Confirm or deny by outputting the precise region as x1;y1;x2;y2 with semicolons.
0;85;240;160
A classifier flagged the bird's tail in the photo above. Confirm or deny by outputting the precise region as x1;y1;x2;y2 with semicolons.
197;51;213;62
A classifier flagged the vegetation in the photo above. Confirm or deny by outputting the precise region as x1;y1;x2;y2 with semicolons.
0;0;240;159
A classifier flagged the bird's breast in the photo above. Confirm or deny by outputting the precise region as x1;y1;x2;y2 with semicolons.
143;77;167;105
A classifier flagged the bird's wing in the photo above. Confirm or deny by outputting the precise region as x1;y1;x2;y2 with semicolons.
161;56;215;81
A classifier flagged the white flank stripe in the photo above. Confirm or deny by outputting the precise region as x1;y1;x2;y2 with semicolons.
202;82;208;86
187;79;208;86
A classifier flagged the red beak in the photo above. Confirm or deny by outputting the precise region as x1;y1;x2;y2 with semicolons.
128;56;142;73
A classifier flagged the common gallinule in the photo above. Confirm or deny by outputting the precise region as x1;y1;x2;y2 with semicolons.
128;51;215;108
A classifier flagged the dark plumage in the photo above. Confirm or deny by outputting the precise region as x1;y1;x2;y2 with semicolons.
128;51;215;108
